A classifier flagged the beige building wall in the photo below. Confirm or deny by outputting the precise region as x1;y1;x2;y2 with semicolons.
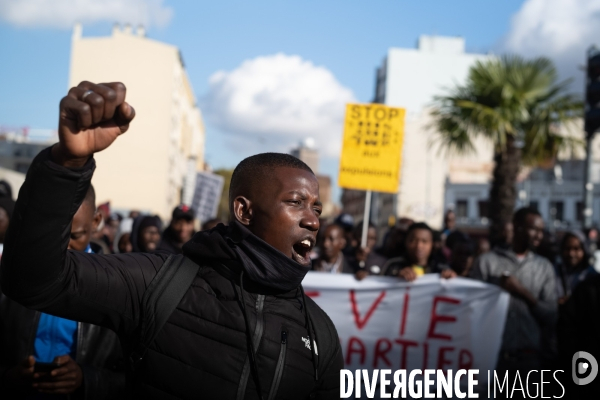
69;24;205;220
397;109;494;226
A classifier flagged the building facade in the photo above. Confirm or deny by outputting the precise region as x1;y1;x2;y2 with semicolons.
445;160;600;232
69;24;205;220
0;129;56;174
343;35;494;229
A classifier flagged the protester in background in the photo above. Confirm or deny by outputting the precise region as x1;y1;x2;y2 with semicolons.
91;202;112;252
441;211;458;260
471;207;557;382
447;232;476;277
102;213;121;250
431;229;449;265
376;218;414;260
201;217;223;231
554;231;598;303
558;274;600;398
69;186;103;254
312;224;354;274
128;210;140;219
584;227;599;256
442;209;456;237
0;185;126;399
113;217;133;254
157;205;195;255
347;221;387;277
335;213;355;257
475;237;491;257
130;215;162;253
494;221;514;250
383;222;456;281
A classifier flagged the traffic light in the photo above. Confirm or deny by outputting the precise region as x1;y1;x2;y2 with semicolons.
586;48;600;136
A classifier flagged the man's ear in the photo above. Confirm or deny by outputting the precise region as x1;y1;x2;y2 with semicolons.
232;196;252;225
92;210;103;232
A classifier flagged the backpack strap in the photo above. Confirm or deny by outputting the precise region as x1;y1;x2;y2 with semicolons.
129;254;201;371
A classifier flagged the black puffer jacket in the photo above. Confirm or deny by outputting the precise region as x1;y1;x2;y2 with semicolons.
0;293;126;399
558;275;600;398
1;148;343;399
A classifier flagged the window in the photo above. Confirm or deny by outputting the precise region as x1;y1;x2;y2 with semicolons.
550;201;564;222
456;200;468;218
478;201;489;218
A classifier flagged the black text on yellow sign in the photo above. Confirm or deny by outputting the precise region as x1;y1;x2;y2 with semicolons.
338;103;406;193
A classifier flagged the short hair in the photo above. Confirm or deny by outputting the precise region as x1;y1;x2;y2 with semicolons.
513;207;541;228
407;222;433;238
83;184;96;209
229;153;314;206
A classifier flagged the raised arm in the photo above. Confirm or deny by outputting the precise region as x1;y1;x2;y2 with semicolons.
0;82;166;336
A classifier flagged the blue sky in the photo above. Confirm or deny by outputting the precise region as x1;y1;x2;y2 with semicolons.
0;0;597;202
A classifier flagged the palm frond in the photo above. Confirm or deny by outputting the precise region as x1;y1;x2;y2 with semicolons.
431;54;584;163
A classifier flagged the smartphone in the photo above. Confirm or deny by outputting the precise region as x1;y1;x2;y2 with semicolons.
34;362;61;373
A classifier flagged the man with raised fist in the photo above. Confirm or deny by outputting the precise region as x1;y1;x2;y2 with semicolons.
1;82;342;400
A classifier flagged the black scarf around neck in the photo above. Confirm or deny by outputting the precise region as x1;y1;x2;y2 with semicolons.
227;221;311;292
182;220;311;292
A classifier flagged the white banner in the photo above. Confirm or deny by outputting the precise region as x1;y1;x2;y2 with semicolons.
302;273;509;385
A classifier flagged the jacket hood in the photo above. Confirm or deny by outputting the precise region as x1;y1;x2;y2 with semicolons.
182;220;311;293
131;215;162;252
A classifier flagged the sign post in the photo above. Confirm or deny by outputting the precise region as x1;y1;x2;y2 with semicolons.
338;103;406;246
360;191;372;247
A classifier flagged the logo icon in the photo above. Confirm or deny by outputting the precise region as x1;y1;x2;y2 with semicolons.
572;351;598;385
301;337;311;350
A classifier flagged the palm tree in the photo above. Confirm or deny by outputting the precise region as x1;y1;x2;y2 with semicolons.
433;55;583;244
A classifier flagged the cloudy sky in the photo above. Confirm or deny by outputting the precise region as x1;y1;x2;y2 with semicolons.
1;0;598;203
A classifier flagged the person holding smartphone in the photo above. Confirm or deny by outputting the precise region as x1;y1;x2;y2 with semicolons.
0;185;126;399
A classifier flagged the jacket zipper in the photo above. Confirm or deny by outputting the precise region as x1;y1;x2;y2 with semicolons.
236;294;265;400
267;330;287;400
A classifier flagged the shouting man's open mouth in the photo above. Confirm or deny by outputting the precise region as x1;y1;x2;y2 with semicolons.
292;237;314;266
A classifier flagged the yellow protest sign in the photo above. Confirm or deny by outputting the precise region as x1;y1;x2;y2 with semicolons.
338;103;405;193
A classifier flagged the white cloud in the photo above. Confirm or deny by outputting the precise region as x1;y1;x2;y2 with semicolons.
501;0;600;92
0;0;172;29
201;53;356;158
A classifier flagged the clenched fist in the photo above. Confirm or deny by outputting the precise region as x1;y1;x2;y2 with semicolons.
51;81;135;168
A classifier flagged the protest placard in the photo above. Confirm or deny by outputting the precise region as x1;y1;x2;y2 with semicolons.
338;103;406;193
191;171;224;224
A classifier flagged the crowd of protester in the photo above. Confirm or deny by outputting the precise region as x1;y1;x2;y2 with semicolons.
311;207;600;397
1;173;600;397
